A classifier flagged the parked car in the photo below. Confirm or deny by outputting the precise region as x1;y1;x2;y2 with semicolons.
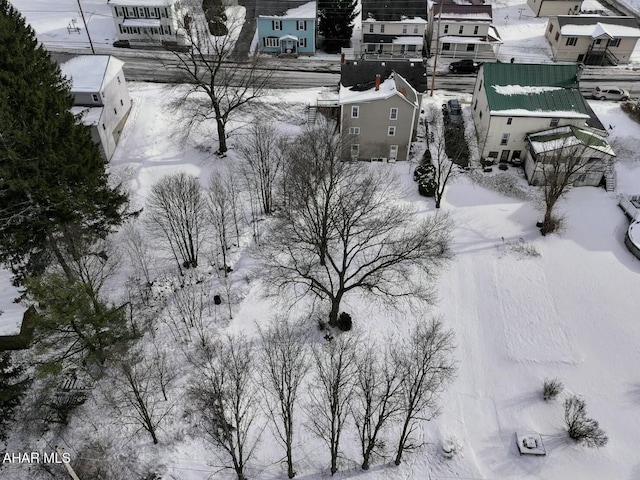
592;86;630;101
447;99;463;124
448;59;482;74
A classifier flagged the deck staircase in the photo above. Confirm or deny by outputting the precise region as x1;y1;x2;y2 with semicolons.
307;105;317;125
605;167;617;192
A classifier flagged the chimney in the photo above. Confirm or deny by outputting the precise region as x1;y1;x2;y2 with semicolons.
375;74;381;91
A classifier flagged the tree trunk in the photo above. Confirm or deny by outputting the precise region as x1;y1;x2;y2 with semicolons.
217;118;228;154
328;295;342;327
394;416;412;466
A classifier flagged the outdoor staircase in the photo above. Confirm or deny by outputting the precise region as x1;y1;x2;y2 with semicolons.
307;105;317;125
605;167;617;192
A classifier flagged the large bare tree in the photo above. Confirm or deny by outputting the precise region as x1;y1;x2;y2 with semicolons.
533;130;613;235
307;335;357;475
168;7;272;154
146;172;207;274
260;124;453;327
393;318;456;466
258;317;310;478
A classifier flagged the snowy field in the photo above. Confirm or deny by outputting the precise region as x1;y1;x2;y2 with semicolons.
4;82;639;480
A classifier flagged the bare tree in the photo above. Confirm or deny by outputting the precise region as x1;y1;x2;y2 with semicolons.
307;335;357;475
106;348;175;445
168;8;272;154
122;222;155;291
238;120;288;215
260;124;453;326
564;395;608;447
188;334;261;480
426;104;463;209
353;344;402;470
258;317;310;478
208;173;234;277
394;318;456;466
166;282;213;348
146;172;207;274
529;128;613;235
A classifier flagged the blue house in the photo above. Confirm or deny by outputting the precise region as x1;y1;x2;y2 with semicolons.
256;1;316;54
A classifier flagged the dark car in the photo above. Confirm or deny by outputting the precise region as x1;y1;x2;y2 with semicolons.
447;99;463;124
448;59;482;74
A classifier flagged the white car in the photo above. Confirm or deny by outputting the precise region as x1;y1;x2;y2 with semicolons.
592;86;630;101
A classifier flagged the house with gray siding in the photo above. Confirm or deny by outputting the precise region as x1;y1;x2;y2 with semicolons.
60;55;132;160
339;72;420;162
527;0;582;17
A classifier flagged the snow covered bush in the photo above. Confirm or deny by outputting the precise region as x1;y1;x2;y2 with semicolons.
564;395;608;447
543;378;564;401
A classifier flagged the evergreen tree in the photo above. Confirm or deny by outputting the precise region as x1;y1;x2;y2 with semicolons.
317;0;358;53
0;0;127;284
0;352;30;441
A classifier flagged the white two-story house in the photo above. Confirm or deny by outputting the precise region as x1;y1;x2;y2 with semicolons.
107;0;185;46
60;55;132;160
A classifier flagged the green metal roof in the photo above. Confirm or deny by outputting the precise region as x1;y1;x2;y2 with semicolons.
483;63;589;115
528;125;615;156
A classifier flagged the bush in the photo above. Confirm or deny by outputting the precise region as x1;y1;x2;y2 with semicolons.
543;378;563;400
564;395;608;447
416;164;437;197
336;312;352;331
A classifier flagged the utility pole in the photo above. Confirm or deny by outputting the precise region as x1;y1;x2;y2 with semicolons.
76;0;95;54
430;0;443;96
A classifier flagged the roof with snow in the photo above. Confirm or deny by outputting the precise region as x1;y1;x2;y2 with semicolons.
527;125;615;156
435;4;493;20
61;55;124;93
109;0;174;6
482;63;589;117
557;15;640;38
259;1;316;19
340;59;429;92
362;17;428;24
361;0;427;21
339;72;419;106
558;15;640;38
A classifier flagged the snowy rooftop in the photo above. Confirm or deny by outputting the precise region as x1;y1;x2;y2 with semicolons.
561;22;640;38
108;0;174;6
362;16;427;23
528;125;615;155
493;85;563;95
339;72;417;105
61;55;124;93
259;1;316;19
392;36;425;45
490;108;590;118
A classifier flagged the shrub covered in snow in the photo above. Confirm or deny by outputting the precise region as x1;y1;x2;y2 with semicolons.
543;378;564;401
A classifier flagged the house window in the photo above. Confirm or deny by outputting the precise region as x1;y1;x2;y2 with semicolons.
501;133;510;145
444;24;449;34
458;25;464;34
408;45;416;52
114;108;118;115
92;94;99;102
390;145;398;160
610;38;621;47
272;20;282;31
264;37;279;47
566;37;577;46
102;123;106;131
479;111;483;118
507;117;512;125
390;107;398;120
388;126;396;136
380;24;385;33
474;99;478;110
550;117;559;127
549;23;553;33
351;144;360;158
369;23;374;33
512;150;522;160
577;54;584;62
351;106;359;118
162;8;168;18
488;151;499;158
413;25;419;34
554;32;559;41
595;38;601;45
474;25;479;35
117;76;121;84
297;20;306;30
402;24;408;34
299;37;307;47
120;99;124;106
349;127;360;135
442;43;451;50
466;44;474;52
367;44;376;52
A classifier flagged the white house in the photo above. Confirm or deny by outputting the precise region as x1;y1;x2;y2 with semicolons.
60;55;132;160
471;62;593;164
107;0;185;46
